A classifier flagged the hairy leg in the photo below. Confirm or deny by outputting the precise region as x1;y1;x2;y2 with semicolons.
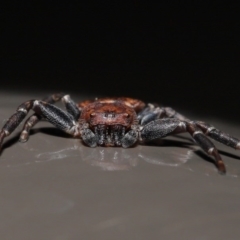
140;118;226;173
0;100;81;152
19;93;80;142
137;104;165;125
192;121;240;150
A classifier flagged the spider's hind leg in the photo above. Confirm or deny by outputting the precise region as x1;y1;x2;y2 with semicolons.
193;121;240;150
19;93;80;142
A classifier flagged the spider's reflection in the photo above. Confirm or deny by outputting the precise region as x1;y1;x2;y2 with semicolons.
78;138;194;171
5;134;194;171
2;127;240;177
80;143;193;171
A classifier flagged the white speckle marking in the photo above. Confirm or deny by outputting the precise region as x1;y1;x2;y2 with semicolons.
4;130;9;136
27;122;33;127
18;108;27;113
34;100;40;106
208;147;214;153
63;95;70;103
178;122;186;130
206;127;215;134
99;99;115;104
147;103;155;109
193;131;202;137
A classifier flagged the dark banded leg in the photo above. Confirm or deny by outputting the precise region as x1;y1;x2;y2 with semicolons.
164;107;189;121
137;104;165;125
140;118;226;173
62;95;81;120
138;104;189;126
193;121;240;150
186;122;226;174
140;119;187;141
19;93;63;142
0;100;81;152
0;101;34;151
19;93;80;142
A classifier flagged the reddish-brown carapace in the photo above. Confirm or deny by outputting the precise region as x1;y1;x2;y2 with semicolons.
79;97;144;127
0;93;240;174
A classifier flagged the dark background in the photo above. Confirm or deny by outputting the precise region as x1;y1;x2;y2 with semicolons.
1;2;240;122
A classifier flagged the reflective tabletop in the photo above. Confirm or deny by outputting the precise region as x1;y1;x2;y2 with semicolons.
1;92;240;240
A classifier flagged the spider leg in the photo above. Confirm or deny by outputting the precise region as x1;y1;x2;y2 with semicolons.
193;121;240;149
19;93;63;142
0;100;85;152
137;104;165;125
121;129;138;148
140;118;226;174
19;93;81;142
163;107;190;121
138;104;189;125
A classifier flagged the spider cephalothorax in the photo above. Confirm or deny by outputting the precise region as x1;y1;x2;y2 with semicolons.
0;93;240;174
78;98;141;147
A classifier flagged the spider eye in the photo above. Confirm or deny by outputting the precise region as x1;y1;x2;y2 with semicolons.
124;113;130;118
90;113;96;117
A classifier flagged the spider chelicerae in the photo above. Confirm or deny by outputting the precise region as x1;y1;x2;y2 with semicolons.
0;93;239;174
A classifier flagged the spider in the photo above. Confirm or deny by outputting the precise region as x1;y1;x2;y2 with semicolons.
0;93;239;174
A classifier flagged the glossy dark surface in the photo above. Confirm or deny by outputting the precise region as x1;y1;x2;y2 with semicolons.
1;92;240;240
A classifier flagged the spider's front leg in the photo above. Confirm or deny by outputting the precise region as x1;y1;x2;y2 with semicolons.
140;118;226;174
0;100;98;152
